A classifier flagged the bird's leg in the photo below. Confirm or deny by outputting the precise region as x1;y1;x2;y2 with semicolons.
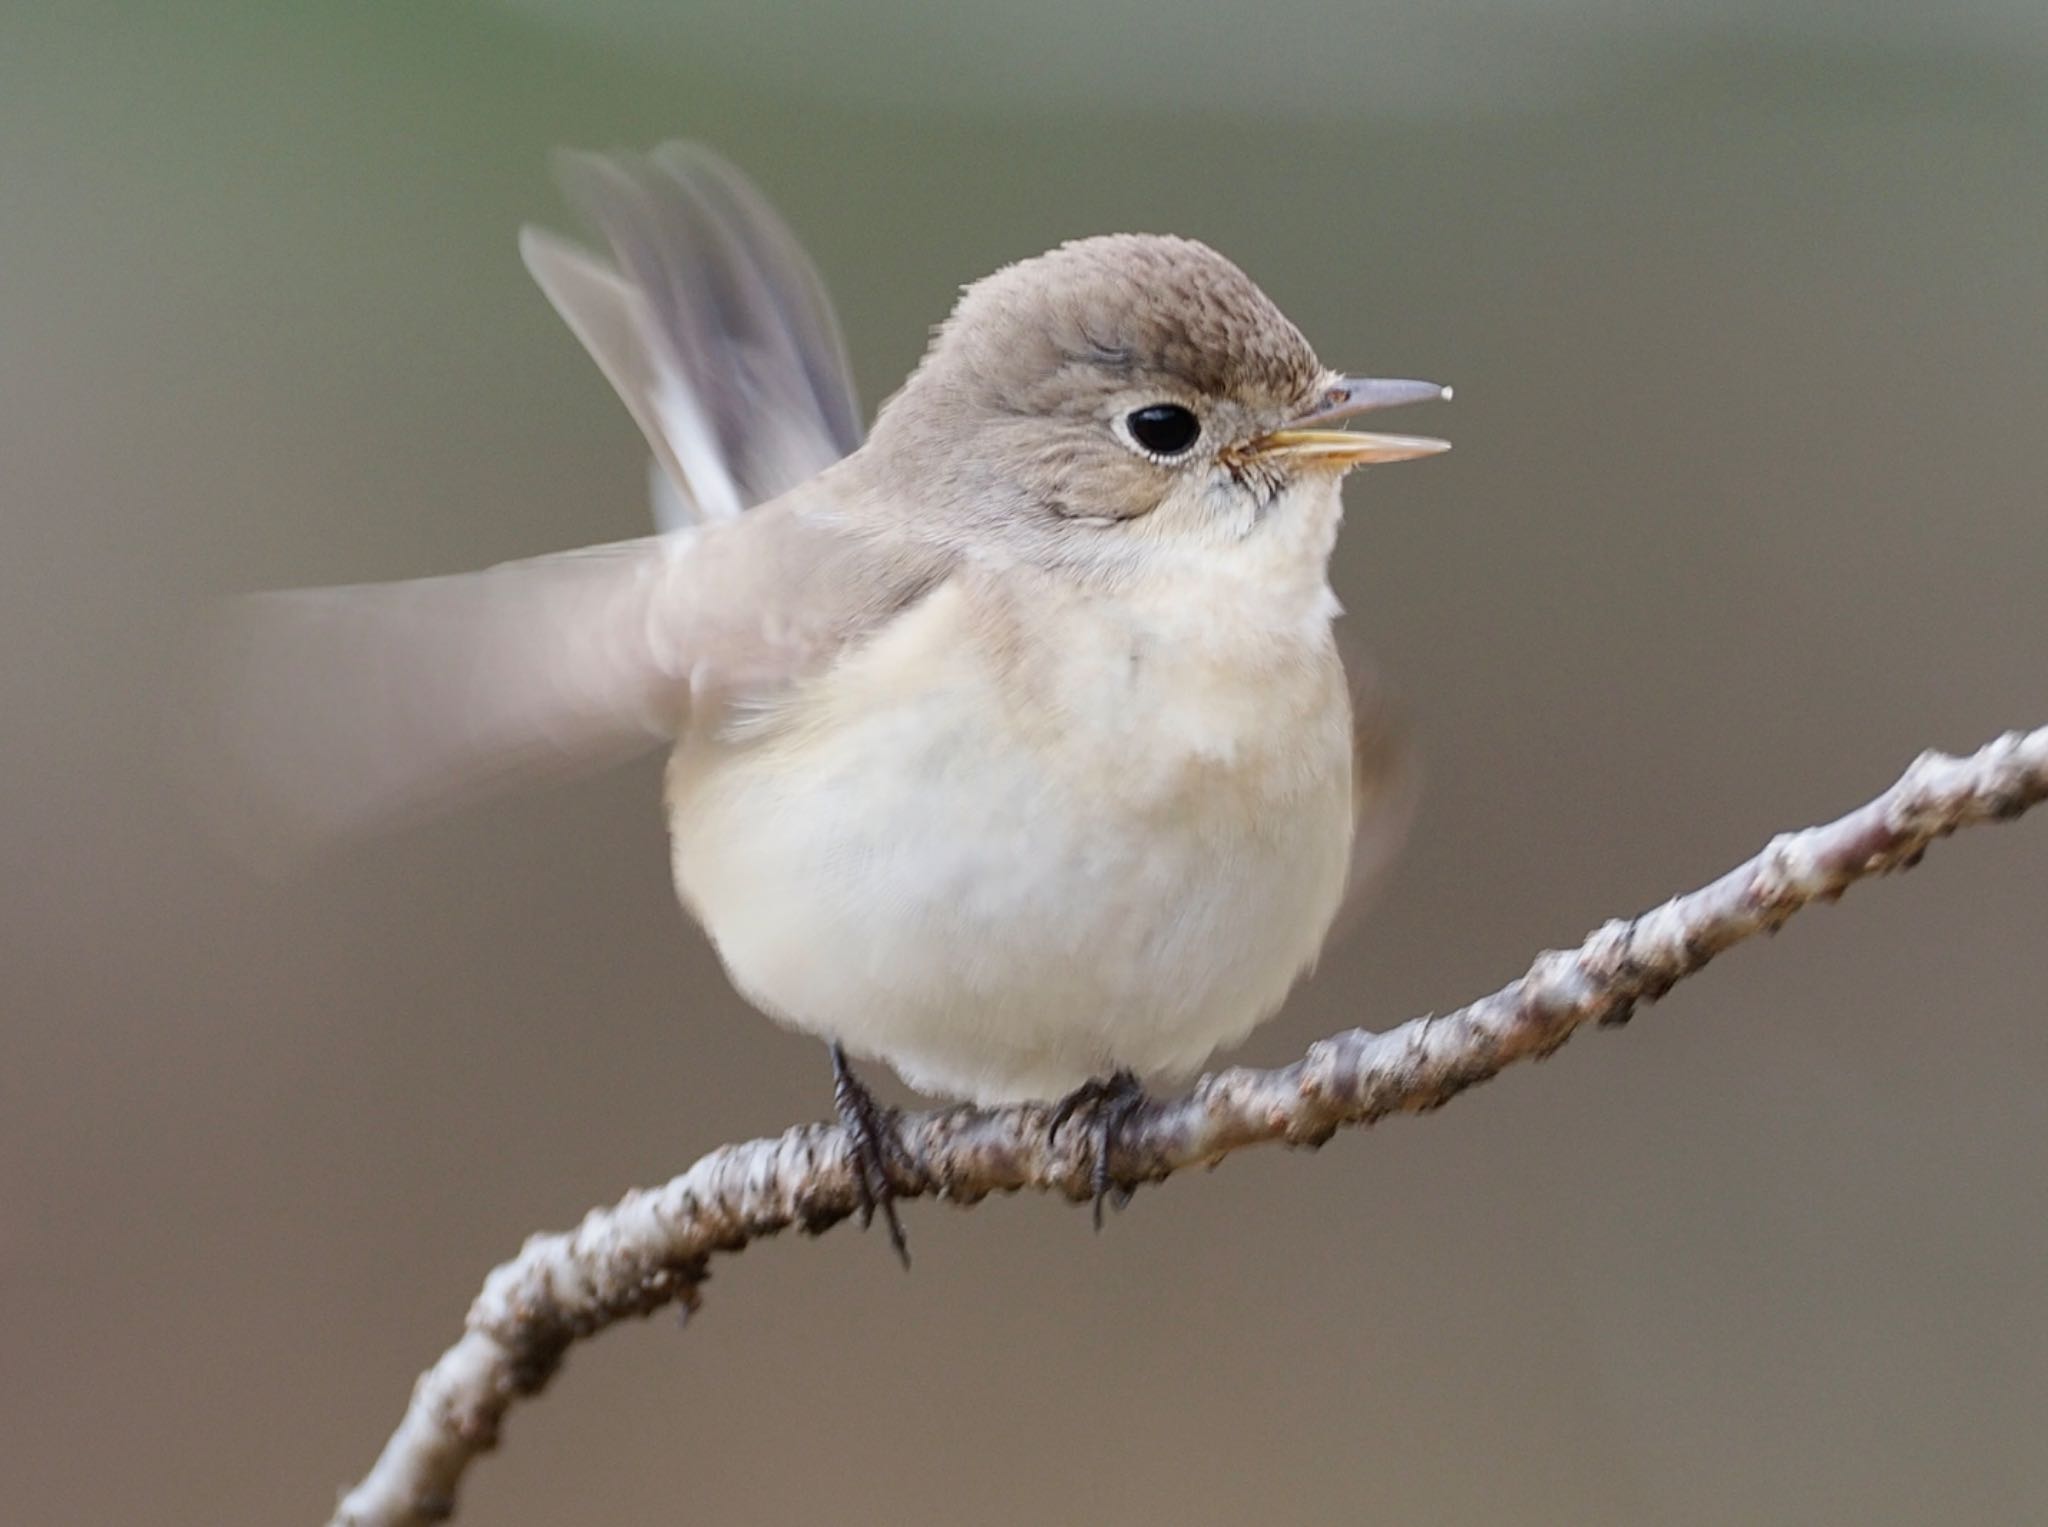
829;1042;910;1267
1048;1068;1150;1228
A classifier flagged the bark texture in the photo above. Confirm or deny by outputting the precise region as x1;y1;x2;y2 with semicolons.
332;724;2048;1527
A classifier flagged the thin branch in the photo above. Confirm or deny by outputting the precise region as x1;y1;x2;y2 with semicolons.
330;724;2048;1527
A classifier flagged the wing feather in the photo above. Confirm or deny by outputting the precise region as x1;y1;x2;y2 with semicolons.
188;497;950;863
525;144;862;530
1333;647;1420;939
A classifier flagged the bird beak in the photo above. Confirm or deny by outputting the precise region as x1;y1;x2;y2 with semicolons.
1251;375;1452;469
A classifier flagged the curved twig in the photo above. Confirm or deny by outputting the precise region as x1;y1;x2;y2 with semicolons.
331;724;2048;1527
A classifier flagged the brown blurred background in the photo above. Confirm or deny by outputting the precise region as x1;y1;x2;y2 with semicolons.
5;4;2046;1524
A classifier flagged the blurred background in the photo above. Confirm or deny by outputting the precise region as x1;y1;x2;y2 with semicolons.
5;3;2046;1523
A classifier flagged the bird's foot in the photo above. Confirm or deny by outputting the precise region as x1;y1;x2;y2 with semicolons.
830;1043;911;1268
1048;1068;1150;1229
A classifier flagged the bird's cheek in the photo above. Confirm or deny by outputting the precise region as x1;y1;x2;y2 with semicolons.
1203;457;1281;527
1141;473;1247;543
1081;453;1173;524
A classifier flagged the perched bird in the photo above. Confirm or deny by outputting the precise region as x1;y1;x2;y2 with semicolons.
205;144;1449;1260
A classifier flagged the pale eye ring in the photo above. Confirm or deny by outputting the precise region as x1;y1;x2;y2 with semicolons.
1123;403;1201;458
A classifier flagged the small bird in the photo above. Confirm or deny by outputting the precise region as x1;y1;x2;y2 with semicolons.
207;144;1449;1259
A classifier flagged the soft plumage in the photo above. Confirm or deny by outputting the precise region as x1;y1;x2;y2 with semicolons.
201;145;1448;1163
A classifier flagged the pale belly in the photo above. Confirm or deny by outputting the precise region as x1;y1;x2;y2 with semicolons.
665;593;1355;1104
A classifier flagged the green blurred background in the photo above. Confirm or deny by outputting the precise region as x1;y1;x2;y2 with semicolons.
5;4;2046;1523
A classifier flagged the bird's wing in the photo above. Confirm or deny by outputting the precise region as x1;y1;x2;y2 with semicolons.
188;495;950;864
522;143;863;532
1334;645;1421;939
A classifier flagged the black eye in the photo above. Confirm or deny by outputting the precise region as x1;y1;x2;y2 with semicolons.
1125;403;1201;457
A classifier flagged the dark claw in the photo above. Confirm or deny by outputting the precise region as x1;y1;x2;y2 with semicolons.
1048;1069;1148;1229
830;1043;910;1268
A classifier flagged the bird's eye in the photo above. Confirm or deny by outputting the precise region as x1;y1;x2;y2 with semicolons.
1125;403;1201;458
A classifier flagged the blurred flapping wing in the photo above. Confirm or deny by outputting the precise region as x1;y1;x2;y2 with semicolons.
522;143;863;532
1334;644;1421;940
190;144;904;865
190;498;949;864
